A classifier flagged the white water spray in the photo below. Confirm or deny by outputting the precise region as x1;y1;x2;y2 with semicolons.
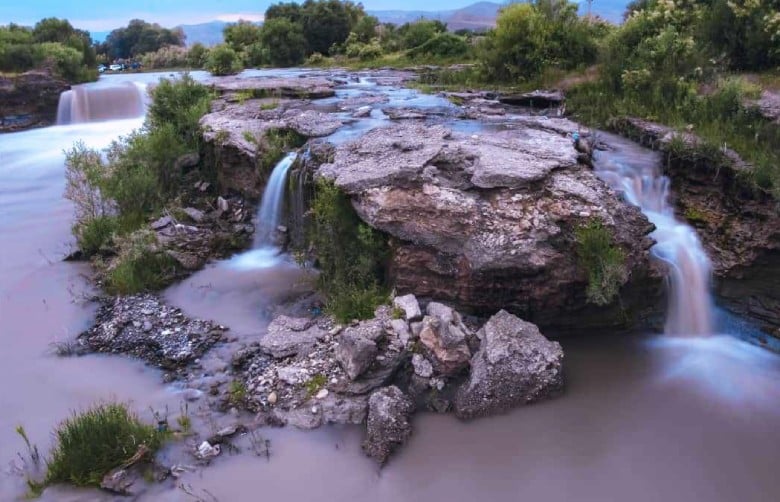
594;135;714;336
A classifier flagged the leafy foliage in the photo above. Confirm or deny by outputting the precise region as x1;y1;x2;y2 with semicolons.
106;230;178;294
98;19;185;60
309;179;389;322
259;18;307;67
575;221;627;306
205;44;243;75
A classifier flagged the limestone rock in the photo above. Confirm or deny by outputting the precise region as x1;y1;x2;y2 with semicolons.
393;294;422;321
454;310;564;419
417;302;472;375
362;386;414;464
260;316;326;358
335;331;378;380
316;122;662;333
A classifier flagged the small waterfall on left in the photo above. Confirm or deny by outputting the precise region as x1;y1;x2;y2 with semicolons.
57;81;147;124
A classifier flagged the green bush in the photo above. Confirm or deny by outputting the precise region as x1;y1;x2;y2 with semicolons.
147;74;213;148
260;18;307;67
407;33;469;58
205;44;243;75
106;230;178;294
575;221;627;306
75;216;117;257
44;403;163;487
309;179;388;322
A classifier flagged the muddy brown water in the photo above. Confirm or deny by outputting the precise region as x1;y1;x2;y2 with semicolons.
1;72;779;501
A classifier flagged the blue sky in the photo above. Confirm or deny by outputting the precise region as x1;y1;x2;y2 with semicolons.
1;0;497;31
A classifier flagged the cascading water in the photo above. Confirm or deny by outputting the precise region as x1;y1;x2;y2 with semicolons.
254;152;298;247
593;133;714;336
57;81;147;124
227;152;297;270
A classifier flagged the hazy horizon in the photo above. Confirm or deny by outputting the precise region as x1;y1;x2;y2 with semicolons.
1;0;513;32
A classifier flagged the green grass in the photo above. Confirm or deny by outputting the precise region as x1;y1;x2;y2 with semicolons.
575;221;627;306
74;216;117;257
228;380;248;407
105;230;179;294
304;374;327;399
44;403;164;488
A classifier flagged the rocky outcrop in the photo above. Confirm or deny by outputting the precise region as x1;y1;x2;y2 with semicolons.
746;89;780;124
498;89;564;109
0;69;69;132
362;386;414;464
455;310;564;419
201;98;341;198
612;117;780;329
210;75;337;100
259;316;327;358
317;122;663;334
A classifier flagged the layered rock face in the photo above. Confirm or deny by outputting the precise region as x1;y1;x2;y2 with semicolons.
613;117;780;330
318;121;663;334
0;69;69;132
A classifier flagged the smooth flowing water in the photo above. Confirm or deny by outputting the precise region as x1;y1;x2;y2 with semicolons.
1;71;779;501
593;133;714;336
254;152;298;247
57;81;147;124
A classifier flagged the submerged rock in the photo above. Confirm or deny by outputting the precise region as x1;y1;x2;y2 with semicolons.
455;310;564;419
362;386;414;464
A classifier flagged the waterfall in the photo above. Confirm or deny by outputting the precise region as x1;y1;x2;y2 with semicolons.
57;82;146;125
593;135;714;336
254;152;298;247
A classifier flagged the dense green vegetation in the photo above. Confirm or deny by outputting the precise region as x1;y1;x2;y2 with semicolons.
43;403;164;488
0;18;97;82
575;221;627;306
65;75;215;292
309;179;389;322
564;0;780;197
96;19;185;61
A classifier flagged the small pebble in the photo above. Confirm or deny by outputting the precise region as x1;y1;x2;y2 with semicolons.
315;388;329;399
268;391;278;405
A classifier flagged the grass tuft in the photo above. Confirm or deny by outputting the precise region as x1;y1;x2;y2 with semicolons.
575;221;627;306
44;403;163;488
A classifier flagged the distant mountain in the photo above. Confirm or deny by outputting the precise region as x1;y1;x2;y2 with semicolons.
369;2;502;31
178;21;230;47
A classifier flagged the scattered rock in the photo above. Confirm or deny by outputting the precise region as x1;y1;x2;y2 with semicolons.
411;353;434;378
195;441;221;460
362;386;414;464
418;302;472;375
217;196;229;212
182;207;205;223
455;310;564;419
393;294;422;321
335;331;378;380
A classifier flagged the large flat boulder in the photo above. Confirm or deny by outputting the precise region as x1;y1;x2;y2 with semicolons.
317;122;663;333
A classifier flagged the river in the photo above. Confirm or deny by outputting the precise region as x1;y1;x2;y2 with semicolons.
1;71;779;501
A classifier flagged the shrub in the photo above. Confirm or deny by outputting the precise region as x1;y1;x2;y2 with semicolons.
76;216;117;257
187;43;208;68
260;18;306;67
44;403;163;487
306;52;325;65
407;33;469;58
575;221;627;306
139;44;189;69
309;179;388;322
106;230;178;294
147;74;214;148
358;41;383;61
205;44;243;75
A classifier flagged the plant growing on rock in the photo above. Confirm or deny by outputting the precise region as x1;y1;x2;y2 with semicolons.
309;179;389;322
575;221;627;306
